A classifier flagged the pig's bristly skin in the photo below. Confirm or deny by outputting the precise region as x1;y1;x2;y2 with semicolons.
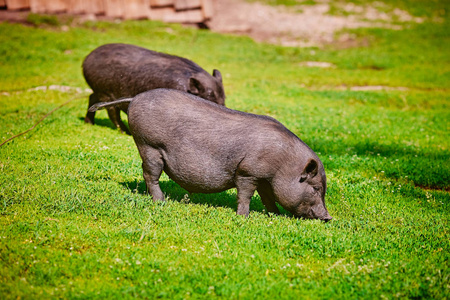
82;43;225;134
117;89;330;221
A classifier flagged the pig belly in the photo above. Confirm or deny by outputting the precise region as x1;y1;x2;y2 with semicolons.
161;152;236;193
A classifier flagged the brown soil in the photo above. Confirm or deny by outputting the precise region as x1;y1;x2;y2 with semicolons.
206;0;423;47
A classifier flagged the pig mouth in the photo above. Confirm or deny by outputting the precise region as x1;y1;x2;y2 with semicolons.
295;208;332;222
297;215;332;222
310;208;332;222
319;216;332;223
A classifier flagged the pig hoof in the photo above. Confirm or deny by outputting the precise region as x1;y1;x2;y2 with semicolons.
84;117;94;125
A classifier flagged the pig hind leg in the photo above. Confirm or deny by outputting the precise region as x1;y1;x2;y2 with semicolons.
235;175;258;217
85;93;99;124
139;146;165;201
257;181;280;215
107;107;130;135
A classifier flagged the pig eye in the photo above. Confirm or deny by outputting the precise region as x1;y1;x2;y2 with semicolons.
313;186;321;193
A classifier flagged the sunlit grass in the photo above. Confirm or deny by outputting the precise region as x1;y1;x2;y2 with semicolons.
0;2;449;298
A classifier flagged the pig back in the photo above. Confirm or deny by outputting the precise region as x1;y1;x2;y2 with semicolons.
128;89;291;152
82;43;206;98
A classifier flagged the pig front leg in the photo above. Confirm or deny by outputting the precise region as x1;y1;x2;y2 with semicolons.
235;175;258;217
139;146;165;201
257;182;280;215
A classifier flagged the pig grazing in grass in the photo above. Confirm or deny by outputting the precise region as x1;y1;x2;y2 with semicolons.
82;43;225;133
89;89;331;221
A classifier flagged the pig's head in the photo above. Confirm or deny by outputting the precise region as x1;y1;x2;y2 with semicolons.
276;159;332;222
188;69;226;106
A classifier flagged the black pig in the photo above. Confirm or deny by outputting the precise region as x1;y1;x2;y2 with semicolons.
89;89;331;221
82;43;225;133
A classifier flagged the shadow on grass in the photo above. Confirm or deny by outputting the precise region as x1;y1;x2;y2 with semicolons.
79;117;130;133
313;138;449;160
313;139;450;190
120;178;292;217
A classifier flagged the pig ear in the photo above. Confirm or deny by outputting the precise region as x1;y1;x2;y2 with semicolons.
212;69;223;82
300;159;318;182
188;77;204;95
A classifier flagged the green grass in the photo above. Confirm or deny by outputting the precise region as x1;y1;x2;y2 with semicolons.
0;1;449;298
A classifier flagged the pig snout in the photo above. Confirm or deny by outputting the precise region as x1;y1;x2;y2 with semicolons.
310;205;332;222
318;212;333;222
295;203;332;222
298;211;332;222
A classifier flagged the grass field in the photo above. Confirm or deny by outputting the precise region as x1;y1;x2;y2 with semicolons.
0;0;449;298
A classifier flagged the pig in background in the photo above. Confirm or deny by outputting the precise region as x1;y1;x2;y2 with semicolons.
82;43;226;134
89;89;332;221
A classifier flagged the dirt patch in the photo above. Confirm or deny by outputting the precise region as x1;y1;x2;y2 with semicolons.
349;85;409;91
298;61;336;68
207;0;423;47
